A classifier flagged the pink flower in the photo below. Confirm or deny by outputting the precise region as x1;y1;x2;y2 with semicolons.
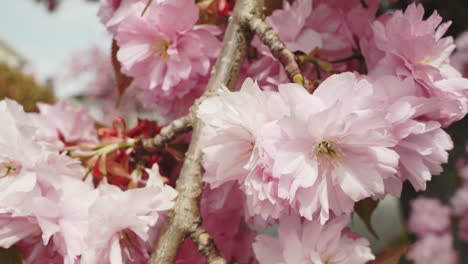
370;4;455;77
33;101;98;147
408;197;451;236
457;214;468;242
115;0;221;116
371;76;453;193
138;77;207;121
253;215;374;264
98;0;125;27
451;188;468;216
198;78;288;188
407;233;458;264
247;0;355;90
367;4;468;126
81;164;177;264
451;30;468;77
272;73;398;222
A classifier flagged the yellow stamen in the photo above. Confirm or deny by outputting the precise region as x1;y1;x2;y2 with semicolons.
0;161;18;178
153;38;171;60
312;139;345;167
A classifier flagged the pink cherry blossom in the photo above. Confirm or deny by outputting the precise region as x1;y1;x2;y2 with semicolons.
451;30;468;77
33;100;98;146
370;4;455;78
407;233;458;264
272;73;398;223
0;152;96;263
369;76;453;193
246;0;355;91
0;100;100;264
198;78;288;188
457;214;468;242
81;164;177;264
253;215;374;264
408;197;451;236
138;76;207;121
367;3;468;126
115;0;221;116
451;187;468;216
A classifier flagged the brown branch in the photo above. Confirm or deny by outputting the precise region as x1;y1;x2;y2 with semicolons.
141;115;192;152
190;226;226;264
239;12;311;90
148;0;263;263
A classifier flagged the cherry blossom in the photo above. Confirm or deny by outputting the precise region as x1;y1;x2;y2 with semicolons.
114;0;221;119
33;100;98;147
367;3;468;126
407;233;458;264
408;197;451;236
253;215;374;264
81;165;177;264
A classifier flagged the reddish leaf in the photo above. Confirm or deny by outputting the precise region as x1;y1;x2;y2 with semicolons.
355;197;380;239
111;40;133;105
368;244;412;264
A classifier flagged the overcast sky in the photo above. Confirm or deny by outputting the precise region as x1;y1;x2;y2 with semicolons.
0;0;110;97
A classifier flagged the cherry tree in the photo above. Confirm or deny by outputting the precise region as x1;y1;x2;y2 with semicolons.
2;0;468;263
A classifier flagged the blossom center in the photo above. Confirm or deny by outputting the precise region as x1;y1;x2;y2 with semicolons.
152;38;171;60
0;161;20;178
312;139;344;167
321;253;336;264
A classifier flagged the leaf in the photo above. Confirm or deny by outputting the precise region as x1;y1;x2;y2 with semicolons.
368;244;412;264
0;247;24;264
355;197;380;239
111;40;133;105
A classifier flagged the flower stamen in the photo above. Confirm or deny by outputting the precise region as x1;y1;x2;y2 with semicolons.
0;161;19;178
312;139;345;167
153;38;171;60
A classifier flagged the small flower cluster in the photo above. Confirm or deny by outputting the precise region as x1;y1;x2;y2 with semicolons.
0;99;178;264
198;2;468;263
407;197;458;264
98;0;222;120
451;144;468;242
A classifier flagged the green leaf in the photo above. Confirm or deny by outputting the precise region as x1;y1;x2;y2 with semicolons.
368;244;412;264
355;197;380;239
0;247;24;264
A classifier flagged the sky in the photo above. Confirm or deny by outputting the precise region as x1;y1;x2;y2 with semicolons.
0;0;110;97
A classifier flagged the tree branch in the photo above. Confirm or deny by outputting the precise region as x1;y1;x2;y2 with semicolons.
141;115;192;152
190;226;226;264
239;12;311;90
148;0;263;263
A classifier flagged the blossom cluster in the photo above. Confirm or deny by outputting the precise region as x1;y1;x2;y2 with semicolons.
407;197;458;264
0;99;178;264
402;143;468;264
98;0;222;120
451;144;468;242
198;1;468;263
1;0;468;263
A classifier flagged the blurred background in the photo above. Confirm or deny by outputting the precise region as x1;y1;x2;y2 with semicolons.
1;0;468;262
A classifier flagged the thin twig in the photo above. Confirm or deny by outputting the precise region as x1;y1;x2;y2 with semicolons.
239;12;308;88
148;0;263;263
141;115;192;152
